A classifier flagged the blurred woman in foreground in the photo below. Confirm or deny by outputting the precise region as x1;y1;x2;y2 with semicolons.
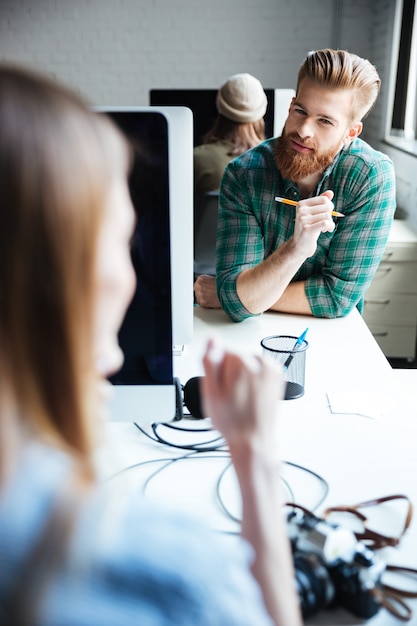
0;63;301;626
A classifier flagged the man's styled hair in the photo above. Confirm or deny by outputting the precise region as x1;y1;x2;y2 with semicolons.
297;48;381;122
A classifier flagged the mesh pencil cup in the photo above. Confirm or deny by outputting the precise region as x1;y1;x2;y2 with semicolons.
260;334;309;400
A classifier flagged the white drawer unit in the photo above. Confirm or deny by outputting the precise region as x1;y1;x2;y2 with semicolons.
363;219;417;359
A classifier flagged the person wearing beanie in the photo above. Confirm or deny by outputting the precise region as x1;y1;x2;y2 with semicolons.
193;73;267;201
193;74;267;286
195;49;396;317
216;73;268;124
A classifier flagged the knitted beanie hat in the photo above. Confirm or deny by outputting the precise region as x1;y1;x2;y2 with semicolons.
216;73;267;123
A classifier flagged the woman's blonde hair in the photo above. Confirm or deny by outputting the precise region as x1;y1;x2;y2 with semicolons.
0;64;130;474
297;49;381;122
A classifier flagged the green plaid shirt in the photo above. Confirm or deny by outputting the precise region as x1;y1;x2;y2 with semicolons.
216;137;396;322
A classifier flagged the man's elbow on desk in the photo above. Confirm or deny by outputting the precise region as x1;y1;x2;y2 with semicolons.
304;283;363;318
235;277;313;318
219;276;356;322
269;282;313;316
218;278;312;322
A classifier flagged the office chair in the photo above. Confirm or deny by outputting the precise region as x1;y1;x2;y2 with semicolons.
194;190;219;277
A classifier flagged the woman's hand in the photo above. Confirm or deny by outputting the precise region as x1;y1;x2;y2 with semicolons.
201;338;284;453
201;338;302;626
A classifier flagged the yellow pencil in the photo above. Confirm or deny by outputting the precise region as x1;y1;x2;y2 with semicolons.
274;196;345;218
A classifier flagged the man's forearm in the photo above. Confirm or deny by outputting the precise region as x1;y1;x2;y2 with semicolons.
269;280;312;315
236;239;308;315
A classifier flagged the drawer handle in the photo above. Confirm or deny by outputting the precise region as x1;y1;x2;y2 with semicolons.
373;332;389;337
381;252;393;260
375;267;392;274
365;299;391;305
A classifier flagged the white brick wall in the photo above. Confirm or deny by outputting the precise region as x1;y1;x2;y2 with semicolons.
0;0;393;146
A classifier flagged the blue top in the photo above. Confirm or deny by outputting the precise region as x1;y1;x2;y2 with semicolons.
0;443;273;625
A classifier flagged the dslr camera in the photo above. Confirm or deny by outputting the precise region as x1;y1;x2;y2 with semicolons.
287;507;386;619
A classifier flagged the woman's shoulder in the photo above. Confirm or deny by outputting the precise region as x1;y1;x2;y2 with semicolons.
77;487;271;624
0;443;72;608
59;475;272;625
0;446;272;625
0;443;72;546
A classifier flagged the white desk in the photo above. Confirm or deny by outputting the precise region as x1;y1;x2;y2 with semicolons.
174;306;393;417
100;308;417;625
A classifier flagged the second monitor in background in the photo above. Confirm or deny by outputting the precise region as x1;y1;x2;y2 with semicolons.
150;88;295;146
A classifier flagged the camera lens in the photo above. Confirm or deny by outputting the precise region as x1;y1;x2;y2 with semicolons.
294;552;335;617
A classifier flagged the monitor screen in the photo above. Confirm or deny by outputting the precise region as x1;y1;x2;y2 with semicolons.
94;107;193;422
149;88;294;146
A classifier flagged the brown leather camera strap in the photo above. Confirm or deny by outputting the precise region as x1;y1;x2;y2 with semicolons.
370;585;413;622
384;565;417;595
324;495;417;620
323;494;413;550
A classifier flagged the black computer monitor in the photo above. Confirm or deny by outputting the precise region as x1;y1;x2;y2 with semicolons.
150;88;294;146
94;107;194;422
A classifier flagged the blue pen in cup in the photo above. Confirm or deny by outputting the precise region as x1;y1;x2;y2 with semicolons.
283;327;309;369
261;329;309;399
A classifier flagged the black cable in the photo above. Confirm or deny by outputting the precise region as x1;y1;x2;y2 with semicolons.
107;441;329;535
141;450;199;496
134;420;227;452
215;460;240;523
106;455;185;482
141;450;231;498
214;459;327;524
133;421;161;443
129;420;329;523
155;421;214;433
284;460;330;512
151;422;226;451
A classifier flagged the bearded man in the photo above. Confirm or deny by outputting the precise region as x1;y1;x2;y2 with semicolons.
194;48;396;321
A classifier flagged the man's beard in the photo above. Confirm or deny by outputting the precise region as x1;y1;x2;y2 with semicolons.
274;131;341;182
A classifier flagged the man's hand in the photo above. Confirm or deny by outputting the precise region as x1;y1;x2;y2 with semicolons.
292;190;335;258
194;274;221;308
